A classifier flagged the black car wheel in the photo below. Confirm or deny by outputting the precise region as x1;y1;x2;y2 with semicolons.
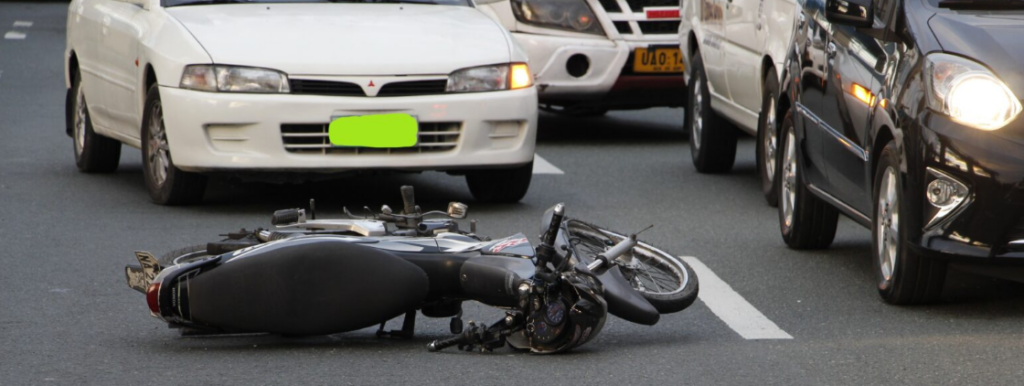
778;110;838;249
873;141;947;304
141;83;207;205
756;69;781;207
71;69;121;173
465;161;533;203
687;50;737;174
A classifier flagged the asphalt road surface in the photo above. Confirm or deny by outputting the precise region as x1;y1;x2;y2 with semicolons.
4;2;1024;385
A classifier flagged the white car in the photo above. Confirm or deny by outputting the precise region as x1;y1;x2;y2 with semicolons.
477;0;687;115
678;0;796;205
65;0;538;205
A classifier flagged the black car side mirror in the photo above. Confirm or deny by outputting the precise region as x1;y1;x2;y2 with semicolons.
825;0;874;28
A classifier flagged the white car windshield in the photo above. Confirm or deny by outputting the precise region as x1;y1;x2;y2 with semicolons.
165;0;472;7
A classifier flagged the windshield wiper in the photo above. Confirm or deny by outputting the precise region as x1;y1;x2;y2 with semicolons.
938;0;1024;9
169;0;257;7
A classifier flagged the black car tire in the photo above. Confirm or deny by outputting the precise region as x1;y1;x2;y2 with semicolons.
465;161;533;203
872;142;947;304
141;83;207;206
778;110;838;249
71;70;121;173
687;50;738;174
756;69;781;207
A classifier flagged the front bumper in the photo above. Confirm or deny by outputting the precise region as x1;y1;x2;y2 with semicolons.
512;33;685;108
159;86;538;173
911;111;1024;262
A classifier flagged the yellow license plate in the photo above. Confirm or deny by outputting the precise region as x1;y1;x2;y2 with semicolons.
633;47;685;73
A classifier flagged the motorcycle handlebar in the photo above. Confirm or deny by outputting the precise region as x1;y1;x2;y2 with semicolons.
542;203;565;248
586;235;637;272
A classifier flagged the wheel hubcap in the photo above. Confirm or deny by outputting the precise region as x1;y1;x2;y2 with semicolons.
74;86;87;155
764;96;777;183
147;102;170;187
781;129;797;227
692;74;703;150
877;167;899;282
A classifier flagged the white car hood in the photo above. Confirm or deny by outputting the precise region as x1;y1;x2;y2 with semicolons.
167;3;510;76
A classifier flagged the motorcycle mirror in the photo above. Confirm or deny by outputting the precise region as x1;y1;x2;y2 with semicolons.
447;202;468;219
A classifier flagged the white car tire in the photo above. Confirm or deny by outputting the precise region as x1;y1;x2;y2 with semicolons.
141;83;207;205
687;50;738;174
71;70;121;173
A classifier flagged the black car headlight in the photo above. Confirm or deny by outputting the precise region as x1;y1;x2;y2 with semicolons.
180;65;290;94
511;0;604;36
924;53;1022;131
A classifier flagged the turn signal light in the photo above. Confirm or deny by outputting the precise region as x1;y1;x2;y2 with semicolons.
851;83;876;106
147;283;161;315
510;63;533;90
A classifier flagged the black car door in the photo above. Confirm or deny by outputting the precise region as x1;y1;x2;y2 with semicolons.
793;0;832;189
816;0;897;214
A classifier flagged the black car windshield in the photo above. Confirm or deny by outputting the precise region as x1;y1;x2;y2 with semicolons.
164;0;471;7
933;0;1024;9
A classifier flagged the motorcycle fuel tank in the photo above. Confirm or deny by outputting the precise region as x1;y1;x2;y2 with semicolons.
184;237;429;336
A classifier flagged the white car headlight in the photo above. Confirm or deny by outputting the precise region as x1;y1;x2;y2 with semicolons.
925;53;1021;131
447;63;533;93
510;0;604;35
180;65;290;93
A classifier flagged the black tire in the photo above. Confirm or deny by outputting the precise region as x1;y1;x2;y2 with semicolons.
565;220;699;314
687;50;738;174
141;83;207;205
157;244;210;266
756;69;781;207
465;161;533;203
71;70;121;173
872;142;947;304
777;110;838;249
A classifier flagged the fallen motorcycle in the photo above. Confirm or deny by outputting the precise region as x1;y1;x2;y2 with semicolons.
125;186;698;353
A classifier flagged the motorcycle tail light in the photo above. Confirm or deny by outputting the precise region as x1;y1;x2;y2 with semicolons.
147;283;161;315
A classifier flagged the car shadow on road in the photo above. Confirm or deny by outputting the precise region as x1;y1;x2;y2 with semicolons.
793;234;1024;314
537;111;687;146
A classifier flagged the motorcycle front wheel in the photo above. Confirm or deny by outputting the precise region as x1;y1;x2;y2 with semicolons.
565;220;699;314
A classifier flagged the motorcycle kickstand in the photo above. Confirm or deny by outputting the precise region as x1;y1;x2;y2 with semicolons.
376;310;417;339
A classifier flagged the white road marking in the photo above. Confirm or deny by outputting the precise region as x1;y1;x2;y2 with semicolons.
13;21;33;28
4;31;26;40
533;155;564;175
681;256;793;340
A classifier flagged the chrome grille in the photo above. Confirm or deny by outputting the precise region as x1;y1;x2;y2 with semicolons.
289;79;363;97
281;122;461;155
377;80;448;97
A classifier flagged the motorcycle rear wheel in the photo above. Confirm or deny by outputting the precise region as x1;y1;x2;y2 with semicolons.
565;220;699;314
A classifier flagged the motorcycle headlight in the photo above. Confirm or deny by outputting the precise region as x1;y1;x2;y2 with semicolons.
180;65;290;93
511;0;604;35
925;53;1021;131
446;63;533;93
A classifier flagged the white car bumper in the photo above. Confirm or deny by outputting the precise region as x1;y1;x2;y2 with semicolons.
159;87;538;173
513;33;685;108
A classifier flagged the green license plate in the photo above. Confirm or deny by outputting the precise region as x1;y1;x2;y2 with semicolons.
328;113;418;148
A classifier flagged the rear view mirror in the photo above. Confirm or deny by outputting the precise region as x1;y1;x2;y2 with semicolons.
447;202;468;219
825;0;874;28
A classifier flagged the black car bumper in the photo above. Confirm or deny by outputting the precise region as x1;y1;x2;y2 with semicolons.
909;111;1024;263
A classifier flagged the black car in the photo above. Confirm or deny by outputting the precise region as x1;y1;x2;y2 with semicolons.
776;0;1024;303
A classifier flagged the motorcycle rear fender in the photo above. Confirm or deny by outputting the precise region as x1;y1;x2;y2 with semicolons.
181;237;430;336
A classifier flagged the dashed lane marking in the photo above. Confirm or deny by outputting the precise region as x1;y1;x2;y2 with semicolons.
4;31;26;40
13;21;33;28
533;155;564;175
681;256;794;340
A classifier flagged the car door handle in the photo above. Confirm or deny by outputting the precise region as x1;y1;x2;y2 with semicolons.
827;42;837;58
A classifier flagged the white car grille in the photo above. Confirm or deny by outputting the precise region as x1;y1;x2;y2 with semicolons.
281;122;461;155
